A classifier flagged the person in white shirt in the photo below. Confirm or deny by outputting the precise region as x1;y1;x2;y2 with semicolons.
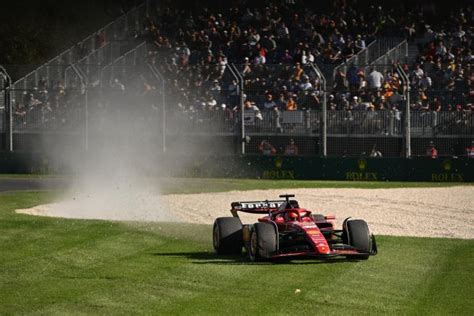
367;68;384;91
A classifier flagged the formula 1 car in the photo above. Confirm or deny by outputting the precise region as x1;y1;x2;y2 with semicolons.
213;194;377;261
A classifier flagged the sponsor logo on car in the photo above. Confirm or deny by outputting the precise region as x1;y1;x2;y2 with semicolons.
240;202;284;209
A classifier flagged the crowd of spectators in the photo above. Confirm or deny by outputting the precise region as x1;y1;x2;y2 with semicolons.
329;4;472;116
139;0;406;118
13;80;83;129
9;0;473;137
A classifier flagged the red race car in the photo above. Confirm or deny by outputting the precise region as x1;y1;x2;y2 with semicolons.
213;194;377;261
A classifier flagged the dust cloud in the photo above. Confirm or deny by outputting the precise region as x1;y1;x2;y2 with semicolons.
38;76;188;222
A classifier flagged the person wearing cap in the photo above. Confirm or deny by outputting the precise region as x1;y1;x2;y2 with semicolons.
350;95;361;110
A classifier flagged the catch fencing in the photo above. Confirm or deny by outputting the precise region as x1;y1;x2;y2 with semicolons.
2;55;472;157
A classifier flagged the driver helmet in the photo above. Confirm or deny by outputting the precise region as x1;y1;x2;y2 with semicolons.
288;211;299;221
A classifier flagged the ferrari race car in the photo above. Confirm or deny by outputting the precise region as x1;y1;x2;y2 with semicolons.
213;194;377;261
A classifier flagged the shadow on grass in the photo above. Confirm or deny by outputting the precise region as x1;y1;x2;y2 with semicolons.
152;251;361;265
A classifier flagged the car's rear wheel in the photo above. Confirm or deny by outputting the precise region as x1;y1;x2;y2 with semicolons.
248;223;277;262
213;217;243;255
343;219;371;260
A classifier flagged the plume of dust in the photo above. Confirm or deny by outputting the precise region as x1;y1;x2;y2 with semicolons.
39;79;192;223
47;170;174;222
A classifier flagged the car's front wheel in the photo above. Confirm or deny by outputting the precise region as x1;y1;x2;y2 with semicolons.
343;219;371;260
248;223;277;262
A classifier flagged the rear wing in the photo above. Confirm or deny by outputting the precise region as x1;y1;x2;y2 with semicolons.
230;200;285;216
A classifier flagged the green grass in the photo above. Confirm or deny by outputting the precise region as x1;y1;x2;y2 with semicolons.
156;178;471;194
1;175;472;195
0;192;473;315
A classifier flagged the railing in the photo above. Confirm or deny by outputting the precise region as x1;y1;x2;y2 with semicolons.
63;40;141;89
0;76;5;111
10;100;472;137
0;76;5;131
365;40;408;75
98;42;150;88
333;38;406;86
332;40;375;82
11;2;147;94
366;38;405;64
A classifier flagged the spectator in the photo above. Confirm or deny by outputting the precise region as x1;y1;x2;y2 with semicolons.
411;64;424;86
298;76;313;92
466;141;474;158
357;69;368;91
284;138;299;155
262;94;277;111
328;94;337;110
426;141;438;158
291;62;304;82
286;95;298;111
354;34;366;50
242;99;263;125
346;64;360;92
14;102;27;125
367;68;384;91
259;139;276;155
275;93;287;111
334;69;347;92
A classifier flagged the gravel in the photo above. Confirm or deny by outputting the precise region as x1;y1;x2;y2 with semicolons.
16;186;474;239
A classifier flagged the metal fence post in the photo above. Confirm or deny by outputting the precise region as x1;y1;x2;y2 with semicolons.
147;62;166;153
70;64;88;151
397;64;411;157
0;66;12;151
389;110;394;136
229;64;245;154
309;63;327;156
432;111;437;137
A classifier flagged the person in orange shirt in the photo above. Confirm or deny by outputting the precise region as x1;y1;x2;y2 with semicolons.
383;82;393;99
286;95;297;111
292;62;304;81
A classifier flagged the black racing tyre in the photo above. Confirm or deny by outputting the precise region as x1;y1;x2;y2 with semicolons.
248;222;277;262
213;217;243;255
344;219;371;260
312;214;326;222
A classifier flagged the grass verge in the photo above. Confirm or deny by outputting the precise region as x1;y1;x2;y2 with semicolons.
0;192;473;314
155;178;472;194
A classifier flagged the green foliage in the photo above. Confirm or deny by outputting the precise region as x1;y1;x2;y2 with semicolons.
0;192;473;314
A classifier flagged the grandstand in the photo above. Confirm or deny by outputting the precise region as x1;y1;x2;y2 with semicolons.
1;0;472;158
